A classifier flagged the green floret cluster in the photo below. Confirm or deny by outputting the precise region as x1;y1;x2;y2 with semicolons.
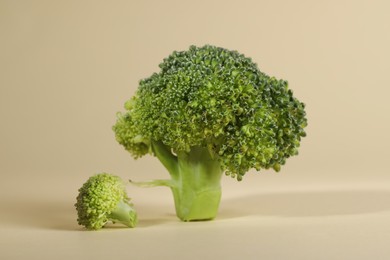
114;45;307;180
75;173;137;230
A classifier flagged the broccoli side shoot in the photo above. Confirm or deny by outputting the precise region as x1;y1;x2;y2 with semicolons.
75;173;137;230
113;45;307;221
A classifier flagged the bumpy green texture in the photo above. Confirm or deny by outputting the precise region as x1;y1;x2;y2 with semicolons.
75;173;137;230
113;45;307;220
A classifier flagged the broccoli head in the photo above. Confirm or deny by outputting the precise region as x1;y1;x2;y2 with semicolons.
113;45;307;221
75;173;138;230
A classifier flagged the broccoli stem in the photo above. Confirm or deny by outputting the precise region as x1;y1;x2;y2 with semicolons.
108;200;138;228
140;143;223;221
173;147;223;221
151;141;178;176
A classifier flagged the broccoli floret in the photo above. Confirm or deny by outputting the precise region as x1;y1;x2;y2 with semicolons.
75;173;138;230
113;45;307;221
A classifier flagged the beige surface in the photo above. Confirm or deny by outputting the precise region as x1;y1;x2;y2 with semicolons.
1;0;390;259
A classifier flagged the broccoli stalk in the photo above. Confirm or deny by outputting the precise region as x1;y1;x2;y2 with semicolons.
132;143;222;221
108;200;138;227
113;45;307;221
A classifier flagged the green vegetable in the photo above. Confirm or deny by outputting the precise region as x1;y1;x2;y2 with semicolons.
113;45;307;221
75;173;138;230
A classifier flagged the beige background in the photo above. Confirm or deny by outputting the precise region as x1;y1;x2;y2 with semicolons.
1;0;390;259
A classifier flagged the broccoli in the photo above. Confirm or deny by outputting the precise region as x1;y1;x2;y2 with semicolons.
113;45;307;221
75;173;138;230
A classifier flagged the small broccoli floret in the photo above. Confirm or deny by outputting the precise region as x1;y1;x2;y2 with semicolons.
75;173;138;230
113;45;307;221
